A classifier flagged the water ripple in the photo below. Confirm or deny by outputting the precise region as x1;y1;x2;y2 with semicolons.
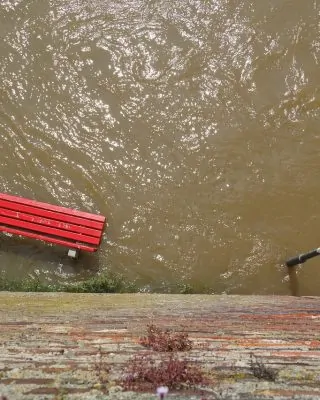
0;0;319;294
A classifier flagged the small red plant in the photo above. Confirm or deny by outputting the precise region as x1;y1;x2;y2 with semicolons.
139;324;192;352
122;353;204;391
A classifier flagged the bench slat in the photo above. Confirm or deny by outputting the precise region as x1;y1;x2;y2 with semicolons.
0;199;104;230
0;226;97;252
0;215;101;245
0;207;102;238
0;193;105;223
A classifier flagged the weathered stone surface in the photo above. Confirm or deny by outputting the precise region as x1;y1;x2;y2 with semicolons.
0;293;320;399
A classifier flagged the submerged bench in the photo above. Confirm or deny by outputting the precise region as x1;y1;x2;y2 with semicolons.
0;193;106;258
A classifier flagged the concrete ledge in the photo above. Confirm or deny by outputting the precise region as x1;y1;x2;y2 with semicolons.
1;294;320;399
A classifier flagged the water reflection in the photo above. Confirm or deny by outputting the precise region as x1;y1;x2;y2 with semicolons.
0;0;319;294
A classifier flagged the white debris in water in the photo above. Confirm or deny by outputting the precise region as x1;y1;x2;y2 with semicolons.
221;271;233;279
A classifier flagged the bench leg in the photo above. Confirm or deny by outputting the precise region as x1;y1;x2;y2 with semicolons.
67;249;80;259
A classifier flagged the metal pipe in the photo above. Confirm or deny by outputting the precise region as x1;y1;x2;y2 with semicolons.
285;248;320;267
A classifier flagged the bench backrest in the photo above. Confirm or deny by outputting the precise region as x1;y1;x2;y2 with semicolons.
0;193;106;252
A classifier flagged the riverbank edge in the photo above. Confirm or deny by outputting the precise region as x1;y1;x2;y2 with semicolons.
0;272;212;294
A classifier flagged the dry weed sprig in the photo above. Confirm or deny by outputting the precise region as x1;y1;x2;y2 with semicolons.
139;324;192;352
122;353;204;391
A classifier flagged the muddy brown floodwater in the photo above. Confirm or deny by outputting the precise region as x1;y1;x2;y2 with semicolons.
0;0;319;294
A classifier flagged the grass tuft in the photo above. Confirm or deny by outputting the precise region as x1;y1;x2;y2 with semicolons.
250;353;278;381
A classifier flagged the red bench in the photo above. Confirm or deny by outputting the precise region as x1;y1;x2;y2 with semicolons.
0;193;106;258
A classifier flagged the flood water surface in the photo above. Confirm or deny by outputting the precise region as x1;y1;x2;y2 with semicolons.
0;0;320;294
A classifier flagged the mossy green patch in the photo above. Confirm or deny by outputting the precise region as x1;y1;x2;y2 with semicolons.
0;272;136;294
0;272;216;295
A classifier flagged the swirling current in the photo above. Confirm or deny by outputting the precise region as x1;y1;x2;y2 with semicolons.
0;0;319;294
